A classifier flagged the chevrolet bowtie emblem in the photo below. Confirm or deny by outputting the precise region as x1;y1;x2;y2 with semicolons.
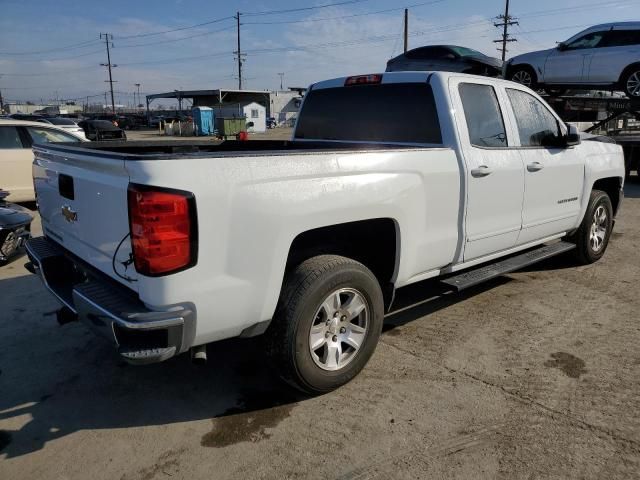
61;205;78;223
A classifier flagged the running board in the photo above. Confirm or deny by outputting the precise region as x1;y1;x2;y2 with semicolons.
441;242;576;291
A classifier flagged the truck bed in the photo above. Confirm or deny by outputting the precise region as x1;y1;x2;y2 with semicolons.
37;139;444;160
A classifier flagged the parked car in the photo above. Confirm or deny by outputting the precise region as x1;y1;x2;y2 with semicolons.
78;119;127;141
41;117;87;140
0;119;86;202
386;45;503;76
506;22;640;97
26;72;624;394
0;189;33;265
266;116;277;129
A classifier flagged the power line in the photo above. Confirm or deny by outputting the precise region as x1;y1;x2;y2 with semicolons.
243;0;445;25
117;25;235;48
0;39;101;56
117;15;234;40
242;0;373;16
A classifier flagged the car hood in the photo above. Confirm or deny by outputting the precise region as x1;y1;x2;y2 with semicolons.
508;48;555;65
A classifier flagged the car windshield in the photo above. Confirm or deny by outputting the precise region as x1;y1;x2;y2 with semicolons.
449;46;485;57
45;118;77;126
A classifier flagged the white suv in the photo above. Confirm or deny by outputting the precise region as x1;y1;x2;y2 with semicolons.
506;22;640;97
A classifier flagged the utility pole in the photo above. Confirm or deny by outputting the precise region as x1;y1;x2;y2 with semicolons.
135;83;141;111
277;72;284;90
494;0;518;61
0;75;4;114
403;8;409;53
104;92;108;112
100;33;117;113
234;12;245;90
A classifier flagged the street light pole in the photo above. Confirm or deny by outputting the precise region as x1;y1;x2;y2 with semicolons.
135;83;141;111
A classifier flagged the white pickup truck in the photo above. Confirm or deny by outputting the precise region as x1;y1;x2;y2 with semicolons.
26;72;624;393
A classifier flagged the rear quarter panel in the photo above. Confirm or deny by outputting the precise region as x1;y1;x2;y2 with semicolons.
126;148;462;344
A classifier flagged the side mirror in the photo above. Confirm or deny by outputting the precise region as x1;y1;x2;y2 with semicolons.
557;42;568;52
565;123;581;147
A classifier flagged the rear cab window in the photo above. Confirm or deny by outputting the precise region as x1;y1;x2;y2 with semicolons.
458;83;508;148
294;82;442;144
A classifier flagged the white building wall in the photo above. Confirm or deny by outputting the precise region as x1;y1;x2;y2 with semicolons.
269;91;302;126
243;102;266;133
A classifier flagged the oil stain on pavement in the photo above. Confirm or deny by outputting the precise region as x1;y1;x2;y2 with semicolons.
544;352;587;378
201;390;299;448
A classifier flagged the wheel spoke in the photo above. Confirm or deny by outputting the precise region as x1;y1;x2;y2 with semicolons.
344;294;366;320
324;342;342;369
350;323;366;334
345;329;365;351
309;325;327;350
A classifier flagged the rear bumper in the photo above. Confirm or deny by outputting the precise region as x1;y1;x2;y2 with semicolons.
25;236;195;365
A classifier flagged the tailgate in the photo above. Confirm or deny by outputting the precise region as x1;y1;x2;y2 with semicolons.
32;144;138;288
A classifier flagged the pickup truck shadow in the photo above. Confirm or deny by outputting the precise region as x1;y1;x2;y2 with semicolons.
0;256;570;458
623;176;640;198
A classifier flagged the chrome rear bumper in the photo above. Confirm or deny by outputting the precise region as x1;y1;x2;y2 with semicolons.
25;236;195;364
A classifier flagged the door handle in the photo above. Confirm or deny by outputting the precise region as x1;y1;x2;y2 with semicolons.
527;162;544;172
470;165;493;177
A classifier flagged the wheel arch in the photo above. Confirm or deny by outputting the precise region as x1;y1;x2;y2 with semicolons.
592;176;623;216
618;62;640;86
284;218;401;311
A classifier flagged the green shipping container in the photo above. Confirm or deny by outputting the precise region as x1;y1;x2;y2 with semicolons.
216;117;246;138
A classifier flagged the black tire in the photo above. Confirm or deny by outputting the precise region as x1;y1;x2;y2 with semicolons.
570;190;614;265
621;64;640;99
266;255;384;394
544;87;568;97
508;65;538;89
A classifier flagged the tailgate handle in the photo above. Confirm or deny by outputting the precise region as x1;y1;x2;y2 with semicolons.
58;174;75;200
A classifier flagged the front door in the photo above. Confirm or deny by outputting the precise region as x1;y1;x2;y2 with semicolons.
451;79;525;261
544;31;607;84
503;88;584;244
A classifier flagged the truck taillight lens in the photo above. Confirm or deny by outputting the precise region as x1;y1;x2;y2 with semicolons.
127;185;197;276
345;74;383;86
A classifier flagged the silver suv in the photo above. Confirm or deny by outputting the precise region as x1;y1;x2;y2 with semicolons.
505;22;640;98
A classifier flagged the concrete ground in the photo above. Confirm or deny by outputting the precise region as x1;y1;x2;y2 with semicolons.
1;178;639;480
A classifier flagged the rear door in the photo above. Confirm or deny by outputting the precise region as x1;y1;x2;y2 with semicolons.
449;79;525;261
589;27;640;84
502;87;584;244
0;125;33;201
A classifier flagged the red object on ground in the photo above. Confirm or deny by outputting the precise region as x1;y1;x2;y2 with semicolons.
236;131;249;141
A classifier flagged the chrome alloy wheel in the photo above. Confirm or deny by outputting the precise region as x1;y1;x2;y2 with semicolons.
627;71;640;97
512;70;532;87
308;288;369;371
590;205;608;253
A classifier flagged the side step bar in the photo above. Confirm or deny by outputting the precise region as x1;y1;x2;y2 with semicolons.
441;241;576;291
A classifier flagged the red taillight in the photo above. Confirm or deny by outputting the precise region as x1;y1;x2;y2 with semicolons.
344;74;383;86
127;185;197;276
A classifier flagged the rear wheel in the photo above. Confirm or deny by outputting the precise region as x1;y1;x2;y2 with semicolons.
266;255;384;394
570;190;613;265
509;66;537;89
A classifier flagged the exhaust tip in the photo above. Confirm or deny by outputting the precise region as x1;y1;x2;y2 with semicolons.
190;345;207;365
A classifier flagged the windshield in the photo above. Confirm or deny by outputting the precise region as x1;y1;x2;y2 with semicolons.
294;83;442;144
46;117;77;126
449;46;485;57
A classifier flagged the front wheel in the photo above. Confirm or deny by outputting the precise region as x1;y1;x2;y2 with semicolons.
266;255;384;394
570;190;614;265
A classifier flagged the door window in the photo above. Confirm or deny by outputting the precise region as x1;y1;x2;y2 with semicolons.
26;127;81;144
565;32;606;50
506;89;565;147
601;30;640;47
458;83;508;148
0;126;25;149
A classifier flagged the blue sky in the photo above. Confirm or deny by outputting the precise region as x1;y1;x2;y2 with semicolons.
0;0;638;105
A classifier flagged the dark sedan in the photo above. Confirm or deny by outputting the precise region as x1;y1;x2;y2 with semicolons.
78;120;127;141
386;45;503;77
